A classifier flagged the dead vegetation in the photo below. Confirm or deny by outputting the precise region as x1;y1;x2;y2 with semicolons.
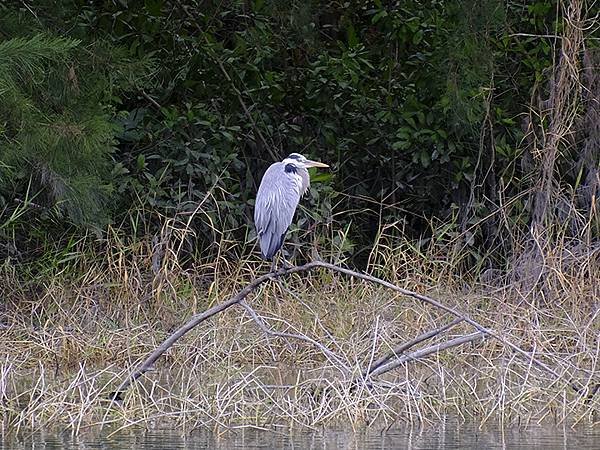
0;221;598;435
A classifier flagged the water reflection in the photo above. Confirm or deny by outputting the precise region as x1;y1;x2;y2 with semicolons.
2;421;599;450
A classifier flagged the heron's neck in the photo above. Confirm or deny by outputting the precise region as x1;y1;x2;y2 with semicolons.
298;168;310;196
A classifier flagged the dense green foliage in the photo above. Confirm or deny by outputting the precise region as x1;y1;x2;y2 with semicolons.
0;1;597;266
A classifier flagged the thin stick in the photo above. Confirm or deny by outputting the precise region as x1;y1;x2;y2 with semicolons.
173;0;279;162
364;317;464;378
368;332;486;378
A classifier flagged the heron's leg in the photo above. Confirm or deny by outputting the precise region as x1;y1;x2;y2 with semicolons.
270;256;287;293
289;243;299;263
278;248;293;269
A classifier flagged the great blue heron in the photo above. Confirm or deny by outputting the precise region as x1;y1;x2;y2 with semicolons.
254;153;329;269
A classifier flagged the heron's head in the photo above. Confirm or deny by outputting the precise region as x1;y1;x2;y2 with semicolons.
282;153;329;170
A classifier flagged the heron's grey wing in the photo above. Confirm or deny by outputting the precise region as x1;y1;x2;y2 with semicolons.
254;163;301;259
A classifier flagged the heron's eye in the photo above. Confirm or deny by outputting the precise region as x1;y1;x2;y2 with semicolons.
284;163;297;174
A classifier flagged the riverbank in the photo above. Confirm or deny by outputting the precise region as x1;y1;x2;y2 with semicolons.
1;233;598;434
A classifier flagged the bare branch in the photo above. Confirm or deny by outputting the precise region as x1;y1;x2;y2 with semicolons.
302;262;578;391
368;332;486;378
363;317;464;378
111;269;281;397
238;300;351;376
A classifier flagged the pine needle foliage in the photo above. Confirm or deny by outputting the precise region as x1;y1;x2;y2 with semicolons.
0;32;117;227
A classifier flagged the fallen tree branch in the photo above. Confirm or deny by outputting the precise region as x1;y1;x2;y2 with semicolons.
111;260;590;401
368;332;486;379
363;317;464;378
305;262;583;393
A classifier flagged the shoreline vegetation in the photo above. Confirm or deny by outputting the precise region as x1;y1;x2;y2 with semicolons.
1;224;598;434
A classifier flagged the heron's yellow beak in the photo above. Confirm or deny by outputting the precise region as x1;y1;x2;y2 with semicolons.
305;160;329;168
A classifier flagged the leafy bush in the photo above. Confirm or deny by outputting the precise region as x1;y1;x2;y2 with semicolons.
1;0;596;267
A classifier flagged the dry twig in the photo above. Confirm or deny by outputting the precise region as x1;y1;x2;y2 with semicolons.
238;300;351;375
368;332;486;379
363;317;464;378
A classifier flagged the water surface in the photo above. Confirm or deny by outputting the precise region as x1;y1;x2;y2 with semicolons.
2;421;599;449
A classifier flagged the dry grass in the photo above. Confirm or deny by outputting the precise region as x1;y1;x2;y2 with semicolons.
1;219;598;436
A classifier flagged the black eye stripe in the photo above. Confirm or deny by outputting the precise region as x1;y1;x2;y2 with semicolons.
285;163;297;173
287;153;302;160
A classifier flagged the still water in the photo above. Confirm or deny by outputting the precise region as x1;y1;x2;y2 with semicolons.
2;421;600;450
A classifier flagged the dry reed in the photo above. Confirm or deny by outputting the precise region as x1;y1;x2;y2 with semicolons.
1;218;598;436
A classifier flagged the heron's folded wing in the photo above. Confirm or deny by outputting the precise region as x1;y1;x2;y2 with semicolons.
254;163;301;259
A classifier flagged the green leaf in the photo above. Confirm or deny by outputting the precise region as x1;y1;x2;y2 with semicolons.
372;10;388;24
412;29;424;44
346;22;359;48
310;172;333;183
136;154;146;170
220;130;234;142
